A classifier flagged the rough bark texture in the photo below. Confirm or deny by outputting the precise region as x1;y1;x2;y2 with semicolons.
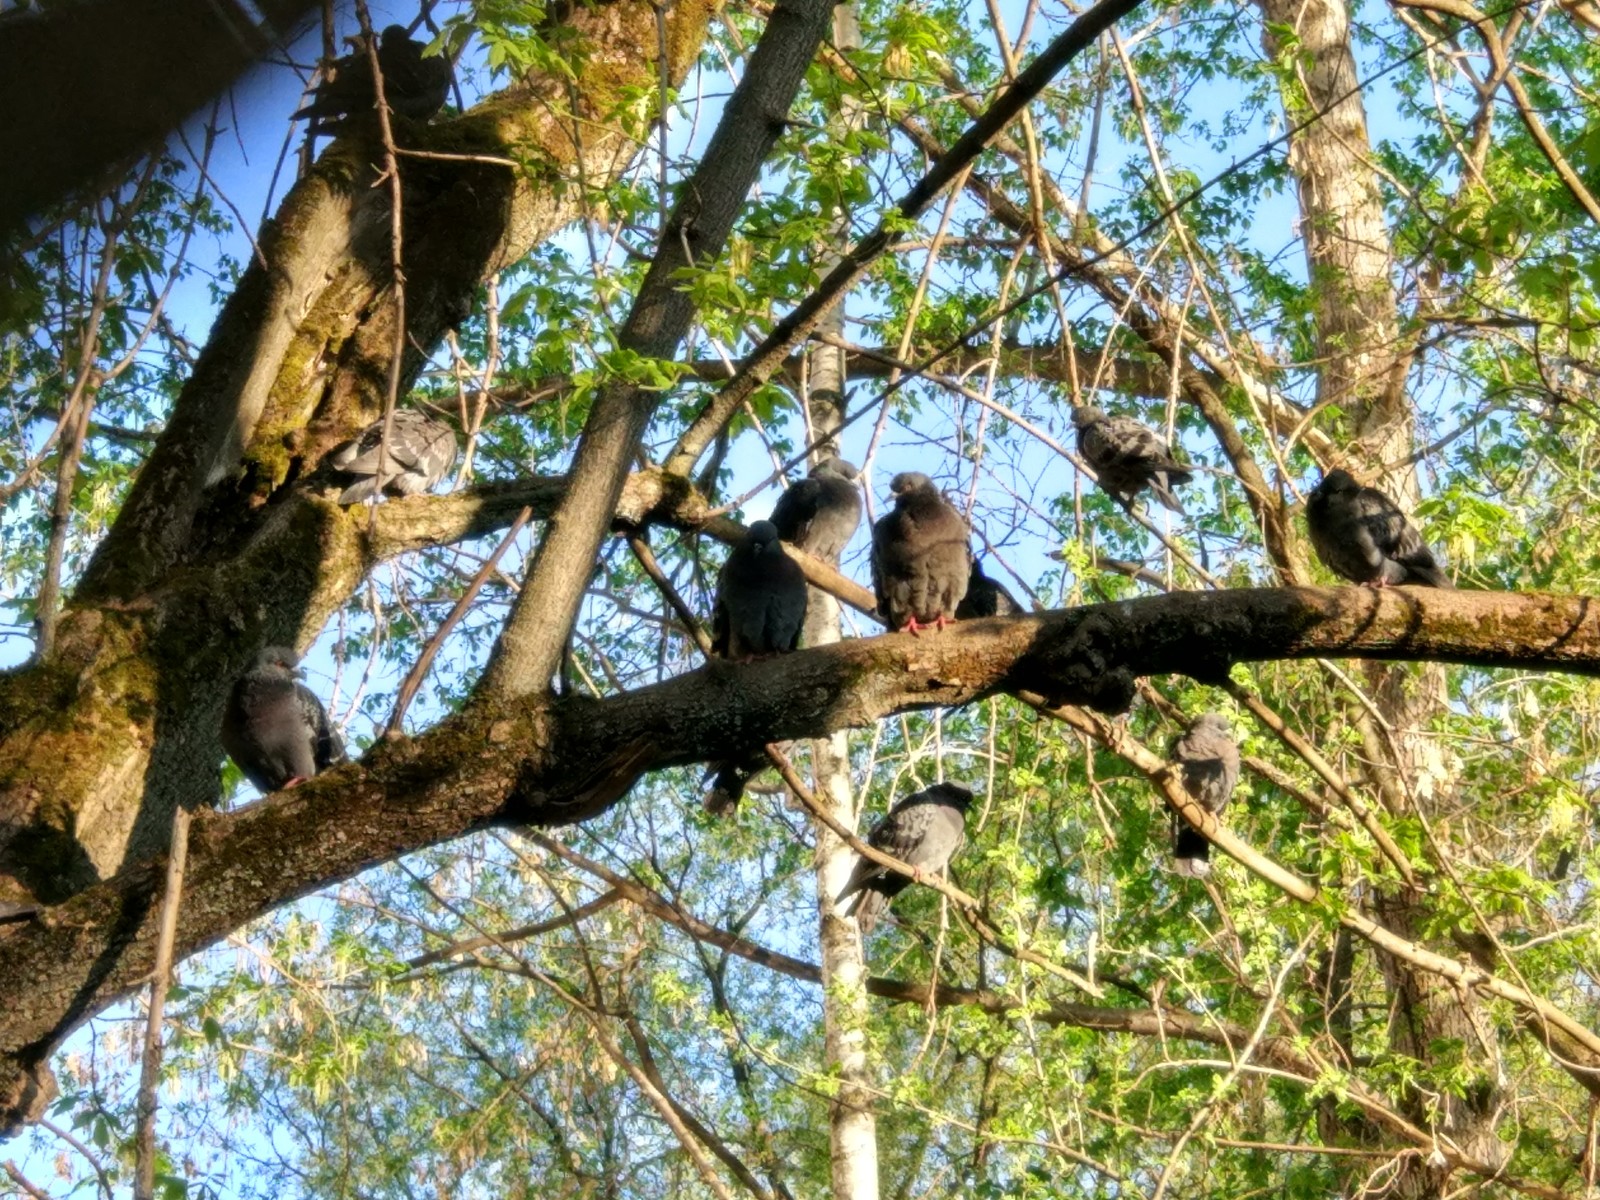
4;584;1600;1132
0;0;715;912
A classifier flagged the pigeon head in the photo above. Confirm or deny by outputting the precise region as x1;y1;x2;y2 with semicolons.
929;782;975;810
1314;468;1360;497
255;646;304;679
1069;405;1105;429
888;472;934;500
1187;713;1231;739
379;25;413;49
746;520;783;553
816;457;860;482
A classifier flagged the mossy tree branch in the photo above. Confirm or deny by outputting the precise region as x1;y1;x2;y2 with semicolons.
3;584;1600;1132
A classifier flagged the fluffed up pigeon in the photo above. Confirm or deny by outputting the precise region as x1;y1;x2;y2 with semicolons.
1305;468;1450;588
871;472;970;633
221;647;346;794
711;520;808;660
770;457;862;563
295;25;451;136
329;409;458;504
1072;405;1194;513
955;557;1023;619
1169;713;1240;878
703;521;808;816
838;783;974;933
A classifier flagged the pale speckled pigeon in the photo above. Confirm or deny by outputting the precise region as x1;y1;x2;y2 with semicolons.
838;783;974;932
770;457;862;562
295;25;451;136
221;647;346;793
703;522;808;816
955;557;1023;619
871;473;969;633
329;409;458;504
1305;469;1449;588
1071;405;1193;513
1169;713;1240;878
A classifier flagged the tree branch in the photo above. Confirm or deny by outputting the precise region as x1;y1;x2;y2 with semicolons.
3;584;1600;1121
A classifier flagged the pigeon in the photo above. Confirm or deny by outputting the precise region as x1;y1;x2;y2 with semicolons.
329;409;458;504
294;25;451;136
838;783;974;933
871;473;970;633
955;557;1023;619
769;457;862;563
1071;405;1193;513
1305;468;1450;588
1169;714;1240;878
703;521;807;816
221;647;346;794
710;520;808;660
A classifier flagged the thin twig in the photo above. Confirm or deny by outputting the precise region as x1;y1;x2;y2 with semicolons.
133;805;191;1200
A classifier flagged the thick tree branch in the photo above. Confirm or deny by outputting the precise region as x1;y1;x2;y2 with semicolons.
3;584;1599;1124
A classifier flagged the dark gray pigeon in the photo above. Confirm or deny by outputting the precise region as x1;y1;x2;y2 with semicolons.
329;409;458;504
703;521;808;816
295;25;451;136
1071;405;1193;513
711;520;808;660
838;783;974;933
1305;469;1449;588
1169;713;1240;878
871;473;970;633
221;647;346;794
770;457;862;563
955;557;1022;619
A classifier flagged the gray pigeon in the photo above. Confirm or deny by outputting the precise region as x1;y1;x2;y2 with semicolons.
838;783;974;933
770;457;862;562
954;557;1022;619
1305;469;1449;588
295;25;451;136
1169;713;1240;878
703;521;808;816
710;520;808;660
329;409;458;504
871;473;970;633
221;647;346;794
1071;405;1193;513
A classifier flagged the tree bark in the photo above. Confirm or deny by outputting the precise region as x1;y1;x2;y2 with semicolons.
4;583;1600;1133
0;0;715;909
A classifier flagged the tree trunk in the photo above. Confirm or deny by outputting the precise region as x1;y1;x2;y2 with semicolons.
1259;0;1503;1189
0;0;715;910
806;8;880;1193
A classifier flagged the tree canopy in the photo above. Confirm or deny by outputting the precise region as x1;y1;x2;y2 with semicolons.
5;0;1600;1195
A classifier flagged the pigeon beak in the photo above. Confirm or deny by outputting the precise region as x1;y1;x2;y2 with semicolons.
293;665;307;680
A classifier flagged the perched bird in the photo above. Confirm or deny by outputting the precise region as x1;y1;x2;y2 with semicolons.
703;521;808;816
221;647;346;793
1305;468;1449;588
1071;405;1193;513
329;409;458;504
711;520;808;660
955;557;1023;619
769;457;862;562
871;473;970;633
294;25;451;136
1169;714;1240;878
838;783;974;933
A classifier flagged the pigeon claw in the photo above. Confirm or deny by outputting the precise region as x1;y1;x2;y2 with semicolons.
903;617;927;637
282;776;307;789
